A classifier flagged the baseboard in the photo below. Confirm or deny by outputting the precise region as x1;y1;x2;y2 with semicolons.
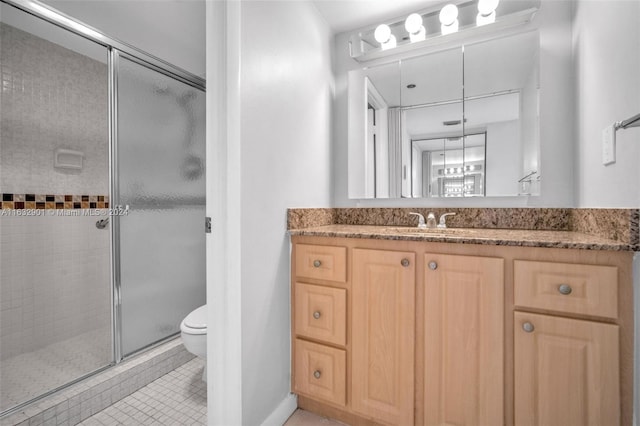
260;393;298;426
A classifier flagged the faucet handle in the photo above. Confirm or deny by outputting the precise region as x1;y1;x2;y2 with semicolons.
409;212;427;229
437;212;456;228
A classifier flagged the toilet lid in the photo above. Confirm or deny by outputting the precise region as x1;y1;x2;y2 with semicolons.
184;305;207;329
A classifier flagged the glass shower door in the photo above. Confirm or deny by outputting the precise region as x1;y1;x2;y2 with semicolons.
115;54;206;357
0;2;112;413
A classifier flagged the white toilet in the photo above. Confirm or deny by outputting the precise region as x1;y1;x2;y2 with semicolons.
180;304;207;381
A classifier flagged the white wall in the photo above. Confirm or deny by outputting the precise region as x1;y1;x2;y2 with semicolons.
485;120;521;196
206;1;334;424
573;0;640;207
333;0;575;207
240;2;332;422
41;0;205;78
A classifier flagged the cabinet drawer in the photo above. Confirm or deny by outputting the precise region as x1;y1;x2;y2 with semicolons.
295;283;346;346
514;260;618;319
295;244;347;283
294;339;346;406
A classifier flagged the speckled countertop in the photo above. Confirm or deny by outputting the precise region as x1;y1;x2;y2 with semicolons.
289;225;633;251
288;208;640;251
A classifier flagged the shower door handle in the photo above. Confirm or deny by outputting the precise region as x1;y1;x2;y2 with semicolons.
114;204;130;215
96;218;109;229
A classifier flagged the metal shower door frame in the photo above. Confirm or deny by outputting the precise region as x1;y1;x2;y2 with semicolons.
2;0;206;366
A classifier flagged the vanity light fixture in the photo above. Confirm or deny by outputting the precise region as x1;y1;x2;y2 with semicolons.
374;24;397;50
350;0;539;61
439;4;459;35
405;13;426;42
444;164;481;175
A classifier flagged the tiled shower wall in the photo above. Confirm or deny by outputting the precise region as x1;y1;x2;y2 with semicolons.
0;23;111;361
0;213;111;360
0;22;108;195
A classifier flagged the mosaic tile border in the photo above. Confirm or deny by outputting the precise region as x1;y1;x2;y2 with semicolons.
1;194;109;210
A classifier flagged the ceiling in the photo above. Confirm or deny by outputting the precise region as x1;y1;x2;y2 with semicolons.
311;0;444;34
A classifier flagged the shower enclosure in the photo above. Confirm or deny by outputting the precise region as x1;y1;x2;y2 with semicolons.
0;0;205;415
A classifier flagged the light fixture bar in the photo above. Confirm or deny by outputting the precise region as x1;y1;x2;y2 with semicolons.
350;0;539;62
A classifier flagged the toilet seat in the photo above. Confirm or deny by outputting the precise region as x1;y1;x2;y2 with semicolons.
181;305;207;335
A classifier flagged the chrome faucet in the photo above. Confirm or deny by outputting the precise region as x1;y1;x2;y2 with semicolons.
409;212;427;229
437;212;456;228
426;212;437;228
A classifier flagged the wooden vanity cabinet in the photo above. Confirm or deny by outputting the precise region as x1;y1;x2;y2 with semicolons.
351;248;416;425
514;312;619;426
292;243;348;407
514;260;622;426
291;236;633;426
423;253;504;426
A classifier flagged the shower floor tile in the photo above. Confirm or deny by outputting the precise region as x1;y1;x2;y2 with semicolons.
0;330;111;412
78;357;206;426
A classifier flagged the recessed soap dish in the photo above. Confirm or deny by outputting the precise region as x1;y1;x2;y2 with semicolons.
54;148;84;170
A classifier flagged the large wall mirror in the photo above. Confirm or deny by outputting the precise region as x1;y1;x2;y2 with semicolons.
348;31;539;199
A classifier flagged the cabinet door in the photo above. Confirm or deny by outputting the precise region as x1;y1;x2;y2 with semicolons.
352;249;415;425
514;312;619;426
424;254;504;426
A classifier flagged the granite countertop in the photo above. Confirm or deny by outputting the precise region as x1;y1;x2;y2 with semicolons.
289;224;634;251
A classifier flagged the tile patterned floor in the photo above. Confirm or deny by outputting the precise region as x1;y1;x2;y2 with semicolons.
0;330;111;412
2;346;344;426
77;358;207;426
284;410;346;426
74;356;343;426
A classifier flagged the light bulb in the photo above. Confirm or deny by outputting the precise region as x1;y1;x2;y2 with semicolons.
405;13;423;34
439;4;459;35
478;0;500;16
385;34;397;49
476;10;496;25
439;4;458;26
441;20;459;35
374;24;392;44
410;26;426;42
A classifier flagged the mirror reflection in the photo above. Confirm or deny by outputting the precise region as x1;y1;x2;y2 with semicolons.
348;31;539;199
412;133;486;197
